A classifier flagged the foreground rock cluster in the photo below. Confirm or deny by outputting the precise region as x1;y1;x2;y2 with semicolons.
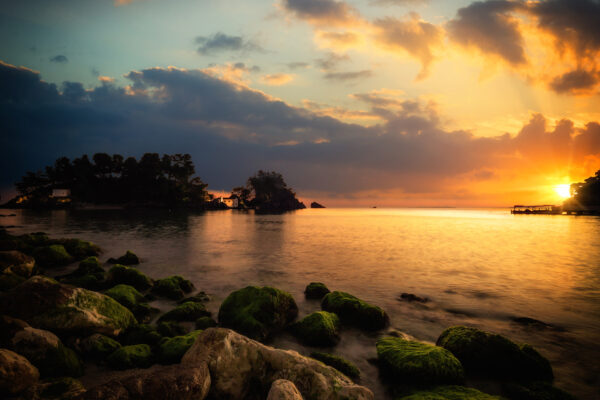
0;230;577;400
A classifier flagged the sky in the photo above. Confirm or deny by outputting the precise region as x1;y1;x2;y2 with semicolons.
1;0;599;207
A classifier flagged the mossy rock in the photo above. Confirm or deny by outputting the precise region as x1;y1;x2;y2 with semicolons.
377;337;464;385
54;238;100;260
19;232;51;247
59;256;105;290
195;316;217;330
0;250;35;278
106;344;153;370
107;251;139;265
157;330;203;364
37;376;86;399
37;344;84;378
321;291;389;331
436;326;553;382
119;324;162;346
158;301;211;323
157;321;187;337
108;264;152;291
81;333;121;360
151;275;194;300
502;381;576;400
310;351;360;379
305;282;330;299
105;284;146;309
179;291;210;304
218;286;299;341
0;271;26;291
33;245;74;268
292;311;340;347
398;385;501;400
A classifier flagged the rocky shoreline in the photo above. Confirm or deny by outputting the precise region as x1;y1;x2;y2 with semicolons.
0;230;577;399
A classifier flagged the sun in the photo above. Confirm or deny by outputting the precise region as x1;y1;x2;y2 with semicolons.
554;184;571;199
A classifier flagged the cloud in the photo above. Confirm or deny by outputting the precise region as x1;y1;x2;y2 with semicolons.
50;55;68;64
370;0;428;5
549;69;599;94
286;62;311;70
195;32;263;55
317;31;361;47
315;52;350;70
281;0;360;26
260;73;295;86
323;70;373;81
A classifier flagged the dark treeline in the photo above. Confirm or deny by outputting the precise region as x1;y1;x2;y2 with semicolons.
567;169;600;207
233;170;305;211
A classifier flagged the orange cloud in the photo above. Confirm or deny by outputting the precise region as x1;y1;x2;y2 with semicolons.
260;73;295;86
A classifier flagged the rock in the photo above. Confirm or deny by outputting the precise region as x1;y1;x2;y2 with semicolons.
436;326;553;381
267;379;303;400
54;239;100;260
218;286;298;341
151;276;194;300
81;333;122;360
502;381;576;400
291;311;340;347
376;336;464;385
310;352;360;379
105;284;158;323
119;324;162;346
157;330;203;364
310;202;326;208
35;376;86;399
179;291;210;304
0;276;136;337
11;326;83;377
157;321;187;337
398;385;501;399
0;348;40;396
304;282;330;299
195;317;217;330
0;271;26;291
182;328;373;400
59;256;105;290
399;293;428;303
0;250;35;277
107;251;139;265
158;302;211;323
82;363;210;400
33;245;74;268
510;317;564;332
106;344;153;370
107;265;152;291
321;291;389;331
0;315;29;347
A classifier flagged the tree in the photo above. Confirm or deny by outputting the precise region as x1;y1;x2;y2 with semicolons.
243;170;305;211
569;169;600;207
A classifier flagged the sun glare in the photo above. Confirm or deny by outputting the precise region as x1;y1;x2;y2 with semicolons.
554;184;571;199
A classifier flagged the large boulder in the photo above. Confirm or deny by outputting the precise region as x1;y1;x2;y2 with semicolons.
304;282;330;299
151;276;194;300
106;344;153;370
82;363;211;400
291;311;340;347
218;286;298;341
0;276;137;337
158;301;211;323
157;330;203;365
181;328;374;400
0;250;35;277
0;315;29;347
59;256;105;290
267;379;303;400
436;326;553;381
108;265;152;291
398;385;501;399
376;337;464;385
107;251;139;266
321;291;389;331
0;348;40;396
33;244;74;268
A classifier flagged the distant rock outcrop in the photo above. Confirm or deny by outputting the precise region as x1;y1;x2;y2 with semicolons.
310;202;326;208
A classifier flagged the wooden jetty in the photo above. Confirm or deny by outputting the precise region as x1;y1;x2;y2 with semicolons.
511;205;560;214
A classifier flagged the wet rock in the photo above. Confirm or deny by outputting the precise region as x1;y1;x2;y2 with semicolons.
82;363;211;400
54;238;100;260
502;381;576;400
107;265;152;291
436;326;553;382
157;330;203;364
398;385;500;399
35;376;86;399
304;282;330;299
179;291;210;304
376;336;464;385
81;333;122;360
59;256;105;290
321;291;389;331
510;317;565;332
310;202;326;208
291;311;340;347
0;348;40;396
105;284;158;323
0;315;29;346
218;286;298;341
33;244;74;268
157;321;187;337
399;293;428;303
151;276;194;300
0;276;136;337
106;344;153;370
0;250;35;277
119;324;162;346
11;326;83;377
107;251;139;265
0;271;26;291
158;302;211;323
195;316;218;330
267;379;303;400
310;352;360;379
182;328;373;400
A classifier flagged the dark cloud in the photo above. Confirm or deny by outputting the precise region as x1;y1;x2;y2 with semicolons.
370;0;428;5
323;70;373;81
286;61;311;70
195;32;262;55
91;67;100;77
447;0;527;65
50;54;68;63
549;69;599;94
281;0;358;25
315;52;350;70
233;62;261;73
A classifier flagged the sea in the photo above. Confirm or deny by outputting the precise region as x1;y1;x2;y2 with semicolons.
2;208;599;399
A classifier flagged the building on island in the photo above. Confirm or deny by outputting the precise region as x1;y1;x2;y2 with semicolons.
217;196;239;208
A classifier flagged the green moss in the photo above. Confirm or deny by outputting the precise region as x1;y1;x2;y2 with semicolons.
376;337;464;385
39;377;86;399
60;256;105;289
106;344;153;370
33;245;74;268
37;343;84;378
105;284;146;309
108;264;152;291
82;333;121;360
151;275;194;300
502;381;576;400
305;282;330;299
398;385;501;400
436;326;553;381
292;311;340;346
157;330;203;364
195;316;217;330
179;291;210;304
0;271;26;291
119;324;162;346
54;238;100;260
321;291;389;331
218;286;299;341
19;232;51;248
108;250;139;265
158;301;211;322
157;321;187;337
310;352;360;379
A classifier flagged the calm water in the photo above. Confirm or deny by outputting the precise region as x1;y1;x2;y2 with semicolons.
2;208;599;399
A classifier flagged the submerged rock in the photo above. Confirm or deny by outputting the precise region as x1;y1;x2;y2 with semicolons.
304;282;330;299
310;352;360;379
157;330;203;364
81;333;122;360
151;275;194;300
0;250;35;278
159;302;211;323
291;311;340;347
179;291;210;304
376;336;464;385
0;276;136;337
107;250;139;265
436;326;553;382
218;286;298;341
321;291;389;331
33;244;73;268
182;328;374;400
106;344;153;370
0;348;40;396
59;256;105;290
108;264;152;291
398;385;500;399
399;293;428;303
267;379;303;400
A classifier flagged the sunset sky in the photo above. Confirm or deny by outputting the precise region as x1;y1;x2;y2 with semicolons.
1;0;599;206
